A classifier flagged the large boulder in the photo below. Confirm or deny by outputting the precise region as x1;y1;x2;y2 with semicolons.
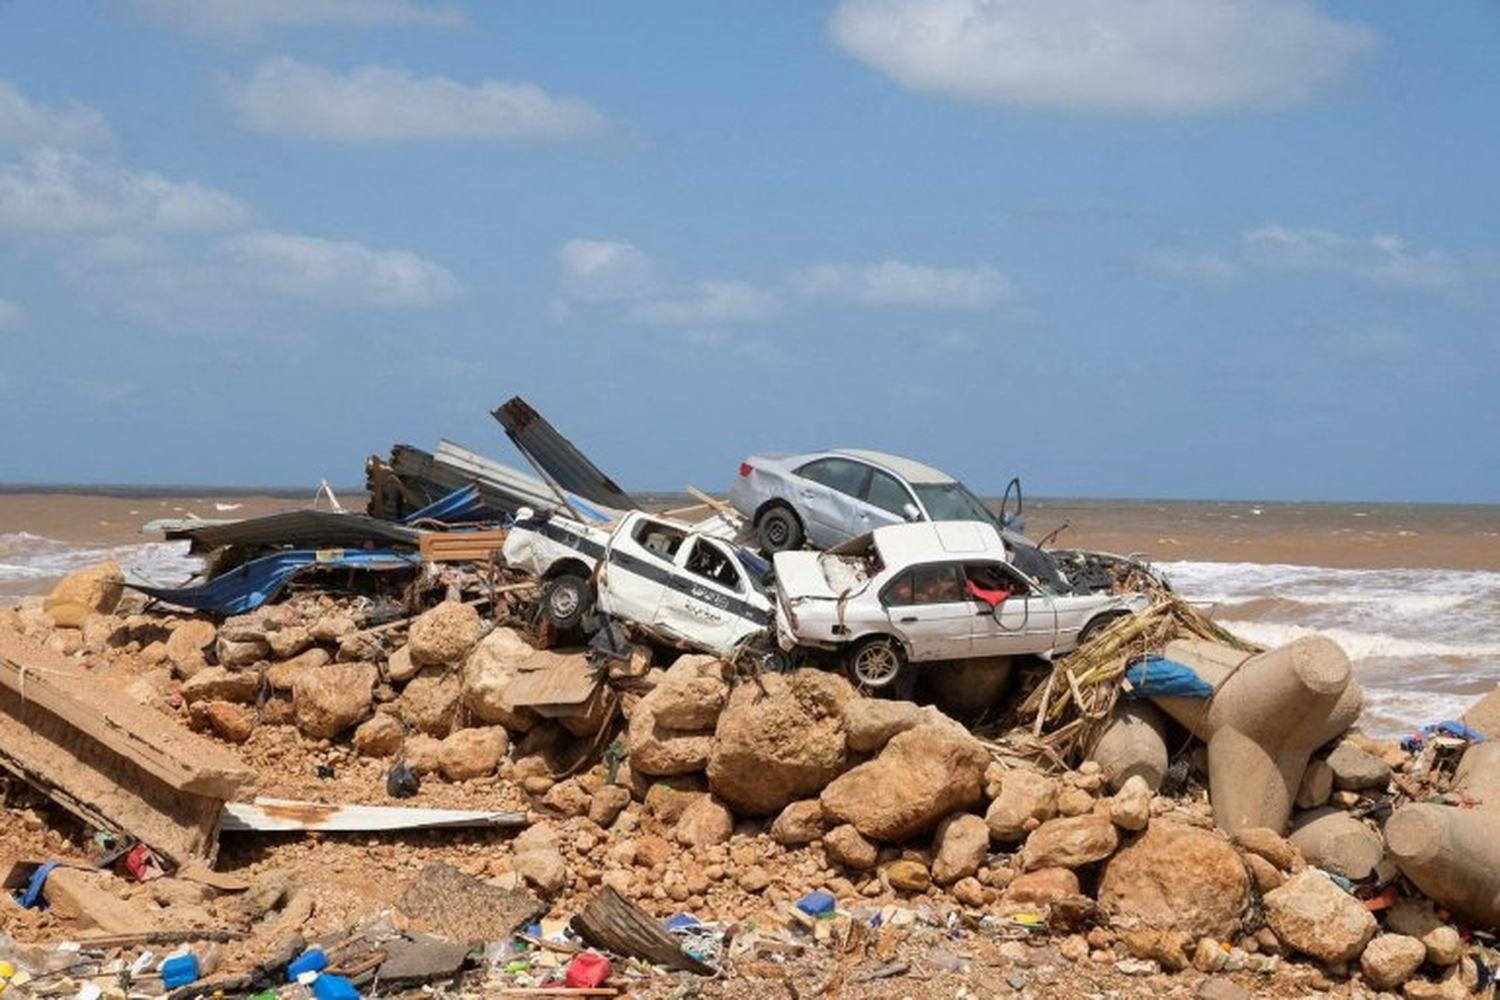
1360;934;1427;991
1020;814;1119;871
985;769;1059;842
353;714;406;757
675;795;734;847
932;813;991;885
824;824;878;870
181;666;260;705
820;724;988;842
266;647;332;690
770;800;827;847
437;727;508;781
707;670;852;816
293;662;377;738
628;701;715;777
399;666;463;736
408;601;481;667
1262;870;1377;964
841;698;924;753
1462;686;1500;740
650;655;730;731
1097;821;1250;939
43;561;123;627
461;627;539;731
165;619;217;673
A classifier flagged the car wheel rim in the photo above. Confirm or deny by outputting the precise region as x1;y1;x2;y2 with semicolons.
765;517;787;546
550;586;579;618
852;644;899;687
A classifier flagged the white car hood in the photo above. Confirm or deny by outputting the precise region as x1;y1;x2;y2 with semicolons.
773;551;839;601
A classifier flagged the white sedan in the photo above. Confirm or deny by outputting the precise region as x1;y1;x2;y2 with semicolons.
772;520;1150;696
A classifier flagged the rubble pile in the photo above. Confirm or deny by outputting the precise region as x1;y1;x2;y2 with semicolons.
3;555;1500;1000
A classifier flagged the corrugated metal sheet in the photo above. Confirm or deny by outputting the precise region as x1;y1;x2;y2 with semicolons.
492;397;640;511
166;509;424;550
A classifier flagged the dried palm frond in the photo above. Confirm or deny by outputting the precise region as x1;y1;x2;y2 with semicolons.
1014;592;1260;767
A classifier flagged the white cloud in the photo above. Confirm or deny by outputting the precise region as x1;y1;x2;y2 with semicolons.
134;0;464;37
829;0;1375;114
797;260;1015;309
222;231;460;307
558;239;660;303
553;238;779;330
1140;249;1240;282
0;297;23;331
0;81;112;151
625;280;781;327
228;58;611;143
1244;225;1462;290
0;151;249;234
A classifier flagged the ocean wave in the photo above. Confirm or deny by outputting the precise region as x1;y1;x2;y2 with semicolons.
1214;619;1500;662
0;532;201;589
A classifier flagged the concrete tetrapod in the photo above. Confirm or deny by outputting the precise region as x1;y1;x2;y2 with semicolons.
1147;637;1362;835
1089;700;1171;792
1384;741;1500;927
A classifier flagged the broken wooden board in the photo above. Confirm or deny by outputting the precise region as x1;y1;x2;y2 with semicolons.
419;529;509;563
221;797;527;832
506;649;602;715
0;634;254;866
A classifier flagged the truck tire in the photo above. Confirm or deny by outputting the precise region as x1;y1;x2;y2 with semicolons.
541;574;590;631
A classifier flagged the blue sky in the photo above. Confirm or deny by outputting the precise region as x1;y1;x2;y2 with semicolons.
0;1;1496;502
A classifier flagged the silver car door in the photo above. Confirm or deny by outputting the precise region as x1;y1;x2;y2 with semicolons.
966;561;1062;656
881;563;973;661
793;457;871;547
858;468;916;535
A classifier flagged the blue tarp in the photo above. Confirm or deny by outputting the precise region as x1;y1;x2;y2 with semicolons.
1125;654;1215;699
1400;720;1489;752
128;549;422;615
400;483;508;526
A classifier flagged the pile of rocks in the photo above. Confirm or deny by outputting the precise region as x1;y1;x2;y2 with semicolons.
5;561;1500;999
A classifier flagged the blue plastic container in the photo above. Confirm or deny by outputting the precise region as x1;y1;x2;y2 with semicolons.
796;890;837;917
160;954;200;989
312;973;360;1000
286;947;328;981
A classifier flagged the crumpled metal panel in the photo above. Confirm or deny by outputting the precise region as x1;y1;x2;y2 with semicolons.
492;396;640;511
165;509;424;551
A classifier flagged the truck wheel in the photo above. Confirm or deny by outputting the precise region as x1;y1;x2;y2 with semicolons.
846;636;915;700
541;574;590;631
757;505;805;553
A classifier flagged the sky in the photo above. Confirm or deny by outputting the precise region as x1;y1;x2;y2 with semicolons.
0;1;1496;503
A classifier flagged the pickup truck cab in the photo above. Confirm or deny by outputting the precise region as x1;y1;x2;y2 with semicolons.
502;508;775;659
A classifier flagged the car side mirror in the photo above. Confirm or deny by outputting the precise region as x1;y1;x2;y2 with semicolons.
902;503;921;522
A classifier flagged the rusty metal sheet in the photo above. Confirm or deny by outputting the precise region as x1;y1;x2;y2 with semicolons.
492;397;640;512
220;797;526;832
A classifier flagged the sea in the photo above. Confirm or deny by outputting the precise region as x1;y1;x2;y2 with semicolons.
1;492;1496;739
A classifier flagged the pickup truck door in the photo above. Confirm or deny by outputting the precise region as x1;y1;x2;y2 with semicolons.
652;537;765;654
966;561;1061;656
882;563;973;662
596;516;681;627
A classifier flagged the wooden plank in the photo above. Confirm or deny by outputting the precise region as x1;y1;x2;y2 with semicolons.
0;645;252;799
0;692;228;866
221;797;527;832
419;530;510;563
506;651;601;711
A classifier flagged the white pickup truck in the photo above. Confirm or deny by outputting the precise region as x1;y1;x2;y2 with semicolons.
501;508;776;660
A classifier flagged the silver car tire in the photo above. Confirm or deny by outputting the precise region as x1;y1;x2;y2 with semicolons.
846;636;907;694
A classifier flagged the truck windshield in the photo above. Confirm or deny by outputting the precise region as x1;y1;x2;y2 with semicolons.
912;481;998;526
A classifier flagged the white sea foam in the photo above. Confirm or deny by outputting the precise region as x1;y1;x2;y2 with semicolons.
1167;558;1500;737
0;532;201;591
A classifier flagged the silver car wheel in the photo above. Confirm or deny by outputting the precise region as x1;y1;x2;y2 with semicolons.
849;639;902;689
